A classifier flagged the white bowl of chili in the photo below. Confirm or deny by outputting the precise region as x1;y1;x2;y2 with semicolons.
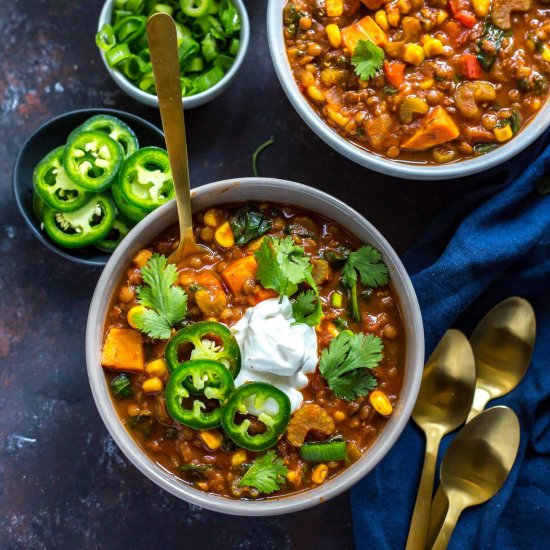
97;0;250;109
86;177;424;515
266;0;550;180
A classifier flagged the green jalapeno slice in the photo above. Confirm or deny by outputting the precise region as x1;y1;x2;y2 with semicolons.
165;359;235;430
119;147;174;211
33;192;46;222
42;193;116;248
75;115;139;157
94;215;133;252
33;146;91;212
180;0;212;18
63;131;124;192
221;382;291;451
111;179;149;223
165;321;241;379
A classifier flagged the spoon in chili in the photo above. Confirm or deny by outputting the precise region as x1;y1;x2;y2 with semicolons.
147;12;203;263
405;329;476;550
427;296;536;547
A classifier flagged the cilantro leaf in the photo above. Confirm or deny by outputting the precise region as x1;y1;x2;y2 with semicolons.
238;451;288;494
255;236;313;297
319;331;383;400
292;288;323;327
351;40;384;82
133;254;187;339
342;245;389;288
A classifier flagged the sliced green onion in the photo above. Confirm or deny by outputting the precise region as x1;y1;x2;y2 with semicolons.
113;15;146;43
209;0;219;14
300;439;347;462
121;55;146;80
96;23;116;52
201;33;218;62
219;0;240;33
186;56;204;72
152;2;174;14
113;9;134;25
228;37;240;56
213;53;234;71
114;0;128;9
139;73;156;93
180;0;212;18
127;0;145;13
178;34;200;65
105;43;132;68
191;65;224;93
331;292;343;308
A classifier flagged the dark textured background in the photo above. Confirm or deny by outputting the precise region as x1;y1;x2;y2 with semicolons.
0;1;518;548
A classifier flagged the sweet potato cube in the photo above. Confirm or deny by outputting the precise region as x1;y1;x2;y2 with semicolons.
360;0;384;9
221;255;258;295
342;16;387;52
401;106;460;151
101;328;144;372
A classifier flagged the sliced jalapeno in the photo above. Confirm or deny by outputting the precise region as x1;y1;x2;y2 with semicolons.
111;180;149;223
75;115;139;157
63;131;124;192
180;0;212;18
220;382;291;451
165;321;241;379
94;215;133;252
33;192;46;222
42;193;116;248
119;147;174;212
33;146;91;212
165;359;235;430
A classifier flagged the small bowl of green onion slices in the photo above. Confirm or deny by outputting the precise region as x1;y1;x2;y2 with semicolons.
13;108;169;266
97;0;250;108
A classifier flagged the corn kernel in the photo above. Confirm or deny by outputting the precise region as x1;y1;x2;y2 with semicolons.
145;358;168;377
203;208;221;227
327;106;350;127
246;236;265;252
333;411;346;423
471;0;490;17
423;38;444;57
325;23;342;48
531;98;542;111
311;464;329;484
387;8;400;27
397;0;411;14
326;0;343;17
494;124;513;142
199;430;223;451
142;377;163;394
133;249;152;268
374;10;389;31
403;43;426;66
542;45;550;63
231;449;247;466
436;10;448;25
307;85;325;102
127;305;147;328
369;390;393;416
419;78;434;90
301;70;315;87
197;481;209;491
287;470;301;484
215;221;235;248
127;404;141;416
327;322;339;337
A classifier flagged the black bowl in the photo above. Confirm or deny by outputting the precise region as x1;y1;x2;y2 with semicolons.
13;108;165;267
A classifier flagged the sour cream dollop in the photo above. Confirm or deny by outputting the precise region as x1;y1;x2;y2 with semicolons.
231;296;318;413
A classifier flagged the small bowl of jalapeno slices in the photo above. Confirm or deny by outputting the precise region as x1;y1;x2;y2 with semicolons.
13;108;173;266
96;0;250;109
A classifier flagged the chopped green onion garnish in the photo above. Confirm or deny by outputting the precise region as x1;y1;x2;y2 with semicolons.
300;439;347;462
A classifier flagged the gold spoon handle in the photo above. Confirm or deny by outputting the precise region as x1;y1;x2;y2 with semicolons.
147;13;193;248
405;431;443;550
431;499;463;550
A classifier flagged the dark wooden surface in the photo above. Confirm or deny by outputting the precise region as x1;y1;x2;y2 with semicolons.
0;1;486;548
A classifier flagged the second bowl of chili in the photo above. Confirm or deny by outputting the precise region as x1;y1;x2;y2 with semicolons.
267;0;550;180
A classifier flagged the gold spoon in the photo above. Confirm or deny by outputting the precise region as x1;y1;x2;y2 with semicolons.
427;297;536;547
405;329;476;550
147;12;203;262
431;406;520;550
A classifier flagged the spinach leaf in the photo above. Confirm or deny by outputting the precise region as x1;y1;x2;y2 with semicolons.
477;21;505;71
229;205;272;246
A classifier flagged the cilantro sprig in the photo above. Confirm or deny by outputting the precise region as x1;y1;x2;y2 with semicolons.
351;40;384;81
319;330;383;400
255;236;323;326
342;246;389;322
238;451;288;494
132;254;188;339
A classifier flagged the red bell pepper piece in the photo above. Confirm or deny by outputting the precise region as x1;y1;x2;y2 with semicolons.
460;54;483;79
455;10;477;28
383;60;406;88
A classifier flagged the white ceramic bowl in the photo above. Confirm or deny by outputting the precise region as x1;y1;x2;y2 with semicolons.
267;0;550;180
86;177;424;515
98;0;250;108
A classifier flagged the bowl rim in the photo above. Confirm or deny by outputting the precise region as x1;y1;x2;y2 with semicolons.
12;107;165;267
266;0;550;181
86;177;424;515
97;0;250;108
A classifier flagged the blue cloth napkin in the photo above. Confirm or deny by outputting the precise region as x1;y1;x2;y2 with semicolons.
351;134;550;550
